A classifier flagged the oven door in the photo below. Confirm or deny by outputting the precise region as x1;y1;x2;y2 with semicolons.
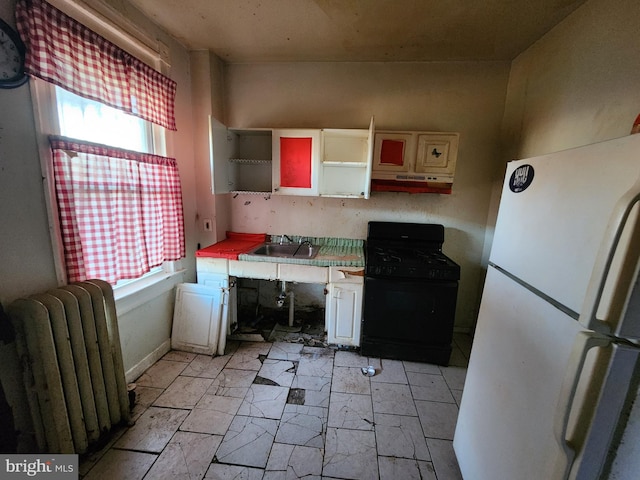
362;276;458;346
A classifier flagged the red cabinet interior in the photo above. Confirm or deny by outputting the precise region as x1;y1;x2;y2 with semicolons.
380;139;405;166
280;137;312;188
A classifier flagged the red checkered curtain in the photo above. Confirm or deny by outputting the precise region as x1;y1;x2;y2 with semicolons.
15;0;177;130
50;137;186;284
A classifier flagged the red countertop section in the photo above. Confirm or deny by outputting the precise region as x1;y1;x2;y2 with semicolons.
196;232;267;260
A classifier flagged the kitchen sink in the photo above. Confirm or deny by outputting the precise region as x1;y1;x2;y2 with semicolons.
249;242;319;259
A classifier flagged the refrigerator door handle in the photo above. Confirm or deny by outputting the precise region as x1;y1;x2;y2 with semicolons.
579;178;640;333
553;331;610;479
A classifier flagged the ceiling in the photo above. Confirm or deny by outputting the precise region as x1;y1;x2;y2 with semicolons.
127;0;586;63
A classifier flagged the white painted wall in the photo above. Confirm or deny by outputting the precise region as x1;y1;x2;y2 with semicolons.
190;50;230;249
0;4;58;305
222;61;511;331
502;0;640;159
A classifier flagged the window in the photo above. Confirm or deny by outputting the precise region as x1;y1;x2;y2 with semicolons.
54;86;161;287
55;86;154;154
21;0;184;288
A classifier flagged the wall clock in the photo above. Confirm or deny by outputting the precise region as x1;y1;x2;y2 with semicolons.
0;18;28;89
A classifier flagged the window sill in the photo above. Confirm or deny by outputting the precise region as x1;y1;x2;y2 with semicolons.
114;269;186;316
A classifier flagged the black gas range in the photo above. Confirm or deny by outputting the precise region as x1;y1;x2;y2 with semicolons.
361;222;460;365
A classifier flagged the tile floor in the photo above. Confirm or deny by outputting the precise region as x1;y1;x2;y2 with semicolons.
80;333;472;480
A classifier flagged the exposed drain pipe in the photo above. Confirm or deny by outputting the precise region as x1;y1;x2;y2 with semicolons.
288;289;295;327
276;280;287;308
276;281;295;327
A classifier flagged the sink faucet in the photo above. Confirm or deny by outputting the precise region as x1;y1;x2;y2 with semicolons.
279;234;293;245
293;240;313;257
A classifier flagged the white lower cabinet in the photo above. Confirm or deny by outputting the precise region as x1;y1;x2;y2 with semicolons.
278;263;328;283
326;282;363;347
229;260;277;280
190;257;364;349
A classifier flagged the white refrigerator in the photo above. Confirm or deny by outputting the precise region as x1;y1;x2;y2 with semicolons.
453;133;640;480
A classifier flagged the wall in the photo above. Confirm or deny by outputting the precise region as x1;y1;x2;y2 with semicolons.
190;50;229;249
502;0;640;159
0;4;58;306
0;0;197;451
0;1;61;452
222;61;511;331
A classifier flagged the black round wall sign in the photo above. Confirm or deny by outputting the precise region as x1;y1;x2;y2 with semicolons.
509;164;534;193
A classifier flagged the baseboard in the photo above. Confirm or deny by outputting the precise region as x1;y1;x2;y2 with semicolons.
125;339;171;384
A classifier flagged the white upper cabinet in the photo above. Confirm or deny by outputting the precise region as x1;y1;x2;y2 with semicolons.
209;116;272;194
272;129;321;196
209;116;375;198
371;130;459;193
319;116;375;199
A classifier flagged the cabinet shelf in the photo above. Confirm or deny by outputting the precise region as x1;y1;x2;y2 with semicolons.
229;158;272;165
322;161;368;168
230;189;271;195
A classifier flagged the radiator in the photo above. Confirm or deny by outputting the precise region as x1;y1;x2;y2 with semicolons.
7;280;130;454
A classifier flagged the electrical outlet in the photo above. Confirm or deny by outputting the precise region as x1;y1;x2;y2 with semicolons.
203;219;212;231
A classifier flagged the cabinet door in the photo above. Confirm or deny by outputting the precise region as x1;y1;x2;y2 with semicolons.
415;133;459;178
171;282;226;355
272;129;321;196
326;282;363;346
372;132;415;174
209;116;233;194
319;117;375;199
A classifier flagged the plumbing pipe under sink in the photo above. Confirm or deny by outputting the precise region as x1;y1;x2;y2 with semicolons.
276;280;296;327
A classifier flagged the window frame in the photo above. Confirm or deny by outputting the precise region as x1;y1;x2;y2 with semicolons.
28;0;184;297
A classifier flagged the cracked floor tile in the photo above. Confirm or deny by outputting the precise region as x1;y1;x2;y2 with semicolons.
267;342;304;361
114;407;189;453
290;375;331;408
327;392;374;430
205;463;265;479
180;353;232;378
257;359;297;387
207;368;257;398
216;415;278;468
296;354;334;378
374;413;430;461
323;427;378;480
265;443;323;479
331;366;371;395
238;384;289;419
275;404;327;448
371;383;417;416
144;431;222;479
180;394;243;435
152;376;213;409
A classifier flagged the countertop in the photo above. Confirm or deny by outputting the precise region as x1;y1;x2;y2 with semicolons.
198;233;365;268
196;232;267;260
